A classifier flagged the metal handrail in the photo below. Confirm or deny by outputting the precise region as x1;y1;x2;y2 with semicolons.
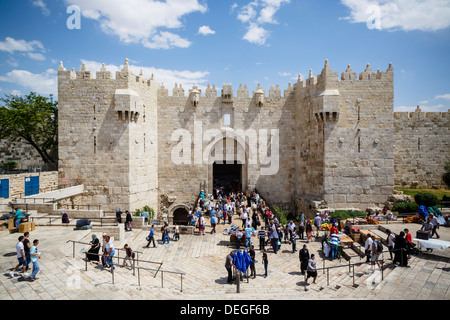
66;240;184;292
31;216;118;227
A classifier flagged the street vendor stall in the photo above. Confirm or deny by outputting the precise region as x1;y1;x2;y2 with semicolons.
413;238;450;252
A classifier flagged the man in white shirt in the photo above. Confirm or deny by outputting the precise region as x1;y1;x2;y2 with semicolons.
11;236;27;277
364;234;373;262
241;210;248;228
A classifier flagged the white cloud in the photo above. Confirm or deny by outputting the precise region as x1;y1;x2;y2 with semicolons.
435;93;450;100
10;90;23;96
32;0;51;16
66;0;207;49
0;37;44;54
80;59;210;95
198;25;216;36
341;0;450;31
0;69;57;96
278;72;291;77
235;0;290;45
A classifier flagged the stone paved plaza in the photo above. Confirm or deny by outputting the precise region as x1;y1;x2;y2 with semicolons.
1;213;449;301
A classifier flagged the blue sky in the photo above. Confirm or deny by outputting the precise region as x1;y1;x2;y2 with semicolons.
0;0;449;112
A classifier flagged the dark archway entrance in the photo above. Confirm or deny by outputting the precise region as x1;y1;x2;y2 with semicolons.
173;208;190;226
213;161;242;195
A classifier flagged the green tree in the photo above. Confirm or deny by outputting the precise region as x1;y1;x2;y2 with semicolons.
0;92;58;164
443;162;450;188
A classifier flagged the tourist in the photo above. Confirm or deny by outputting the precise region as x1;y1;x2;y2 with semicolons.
268;220;279;254
163;222;170;244
86;234;101;263
283;225;289;244
371;235;382;271
330;231;340;260
258;227;266;251
10;236;27;278
115;209;122;224
28;239;40;281
23;232;31;271
305;220;313;243
299;244;310;275
121;244;135;268
241;209;248;228
330;223;338;235
125;210;133;231
291;227;297;253
429;213;440;239
225;251;235;283
146;225;157;248
364;233;373;262
393;231;408;266
248;245;256;279
314;213;322;238
262;248;268;278
245;225;252;249
298;219;305;240
173;224;180;241
198;214;206;236
211;214;217;234
102;235;115;270
386;229;395;260
305;254;317;284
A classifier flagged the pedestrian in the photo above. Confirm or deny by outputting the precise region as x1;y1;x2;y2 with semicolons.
162;222;170;244
371;235;382;271
330;231;340;260
262;248;268;278
225;251;235;283
305;254;317;284
298;220;304;240
125;210;133;231
421;217;433;239
291;227;297;253
248;245;256;279
386;229;395;260
115;209;122;224
314;213;322;238
241;209;248;228
258;227;266;251
305;220;313;243
102;235;115;270
173;224;180;241
393;231;408;266
14;207;22;231
198;214;206;236
146;225;157;247
245;225;253;249
10;236;27;278
23;232;31;271
121;244;135;268
299;244;310;275
364;233;373;262
429;213;440;239
86;234;101;262
268;220;279;254
211;214;217;234
28;239;40;281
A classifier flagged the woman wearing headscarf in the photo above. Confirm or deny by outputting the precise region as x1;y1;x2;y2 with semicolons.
393;231;408;266
86;234;100;263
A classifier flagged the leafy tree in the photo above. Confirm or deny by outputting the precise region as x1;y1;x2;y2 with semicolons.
443;162;450;188
0;92;58;164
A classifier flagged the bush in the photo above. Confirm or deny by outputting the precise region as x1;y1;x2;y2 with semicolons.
393;202;419;213
272;205;288;226
329;210;365;219
414;192;438;207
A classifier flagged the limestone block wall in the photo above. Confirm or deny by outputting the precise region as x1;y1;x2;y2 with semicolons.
57;60;159;213
394;107;450;188
0;171;58;199
0;138;45;170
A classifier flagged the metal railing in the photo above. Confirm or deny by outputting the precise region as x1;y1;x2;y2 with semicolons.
31;216;118;227
66;240;185;292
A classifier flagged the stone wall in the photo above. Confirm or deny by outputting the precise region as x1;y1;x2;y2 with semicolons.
0;138;45;170
394;107;450;188
0;171;58;199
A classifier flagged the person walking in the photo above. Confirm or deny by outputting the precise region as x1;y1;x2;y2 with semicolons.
268;220;279;254
23;232;31;272
225;251;235;283
305;220;313;243
364;233;373;262
146;225;157;248
371;235;382;272
299;244;310;275
102;235;115;270
314;213;322;238
262;249;268;278
162;223;170;244
28;239;40;281
10;236;27;278
305;254;317;284
121;244;135;269
386;229;395;260
248;245;256;279
429;213;440;239
291;227;297;253
245;225;253;249
211;214;217;234
393;231;408;266
115;209;122;224
258;227;266;251
124;210;133;231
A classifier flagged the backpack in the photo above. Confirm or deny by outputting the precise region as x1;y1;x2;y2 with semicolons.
375;240;383;253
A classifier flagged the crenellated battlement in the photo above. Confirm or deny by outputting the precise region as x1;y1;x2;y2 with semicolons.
394;106;450;120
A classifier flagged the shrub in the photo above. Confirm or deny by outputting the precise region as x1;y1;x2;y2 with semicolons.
414;192;438;207
329;210;365;219
393;202;419;213
273;205;288;226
